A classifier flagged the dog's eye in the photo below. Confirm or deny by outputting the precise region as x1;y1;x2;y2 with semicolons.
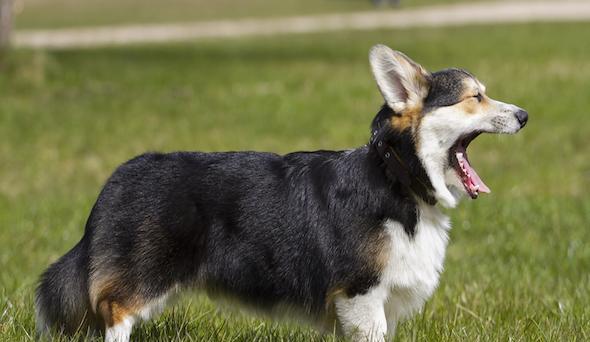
473;93;483;102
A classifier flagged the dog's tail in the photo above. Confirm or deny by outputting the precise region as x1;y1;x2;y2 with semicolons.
35;238;95;336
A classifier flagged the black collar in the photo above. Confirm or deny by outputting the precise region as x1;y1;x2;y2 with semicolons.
370;129;438;206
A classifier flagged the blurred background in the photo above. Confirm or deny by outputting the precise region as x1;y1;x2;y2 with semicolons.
0;0;589;340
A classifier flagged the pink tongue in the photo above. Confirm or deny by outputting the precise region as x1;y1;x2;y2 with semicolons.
456;151;491;194
462;157;490;193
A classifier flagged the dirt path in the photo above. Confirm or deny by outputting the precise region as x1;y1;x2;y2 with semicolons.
13;1;590;49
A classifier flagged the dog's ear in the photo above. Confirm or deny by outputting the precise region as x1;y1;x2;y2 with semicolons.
369;45;430;114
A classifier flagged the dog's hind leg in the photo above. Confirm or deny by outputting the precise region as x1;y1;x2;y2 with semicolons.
98;299;136;342
92;275;177;342
97;289;178;342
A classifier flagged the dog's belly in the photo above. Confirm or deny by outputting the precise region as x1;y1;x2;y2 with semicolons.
381;204;451;322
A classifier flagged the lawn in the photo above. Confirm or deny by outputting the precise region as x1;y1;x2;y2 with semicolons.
14;0;542;29
1;22;590;340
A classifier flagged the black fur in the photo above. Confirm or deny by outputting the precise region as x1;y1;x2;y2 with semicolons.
370;105;436;214
424;68;474;110
35;107;423;333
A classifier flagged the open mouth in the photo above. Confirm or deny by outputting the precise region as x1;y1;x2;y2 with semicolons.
449;132;491;199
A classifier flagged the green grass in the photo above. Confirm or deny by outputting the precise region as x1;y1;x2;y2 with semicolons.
1;22;590;341
14;0;542;29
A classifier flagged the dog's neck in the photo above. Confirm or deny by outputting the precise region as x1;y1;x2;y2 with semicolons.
369;105;437;206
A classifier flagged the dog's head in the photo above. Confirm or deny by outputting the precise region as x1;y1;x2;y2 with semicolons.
369;44;528;208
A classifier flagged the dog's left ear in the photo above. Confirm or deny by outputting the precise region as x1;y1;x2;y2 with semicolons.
369;45;430;114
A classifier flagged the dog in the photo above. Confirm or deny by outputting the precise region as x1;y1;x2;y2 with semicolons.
35;44;528;342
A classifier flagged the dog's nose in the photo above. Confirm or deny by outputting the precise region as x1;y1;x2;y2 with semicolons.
515;110;528;128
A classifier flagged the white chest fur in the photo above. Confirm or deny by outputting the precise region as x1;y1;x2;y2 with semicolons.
382;203;450;322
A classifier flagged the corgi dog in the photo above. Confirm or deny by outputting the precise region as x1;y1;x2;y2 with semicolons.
35;44;528;342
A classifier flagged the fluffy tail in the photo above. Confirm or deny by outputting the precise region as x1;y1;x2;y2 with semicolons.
35;239;95;336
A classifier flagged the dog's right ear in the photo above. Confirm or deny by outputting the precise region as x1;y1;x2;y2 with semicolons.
369;45;430;114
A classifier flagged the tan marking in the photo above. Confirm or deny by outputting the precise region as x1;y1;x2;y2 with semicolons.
324;231;390;307
89;271;141;326
456;97;478;115
319;292;341;334
89;273;120;312
359;229;390;280
325;287;345;308
98;299;139;327
97;300;115;327
390;105;423;132
367;230;390;272
453;77;493;116
93;276;142;327
454;93;492;116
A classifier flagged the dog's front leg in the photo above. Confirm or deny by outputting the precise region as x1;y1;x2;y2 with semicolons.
334;289;387;342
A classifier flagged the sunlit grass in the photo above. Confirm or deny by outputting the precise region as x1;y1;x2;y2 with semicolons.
1;22;589;341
